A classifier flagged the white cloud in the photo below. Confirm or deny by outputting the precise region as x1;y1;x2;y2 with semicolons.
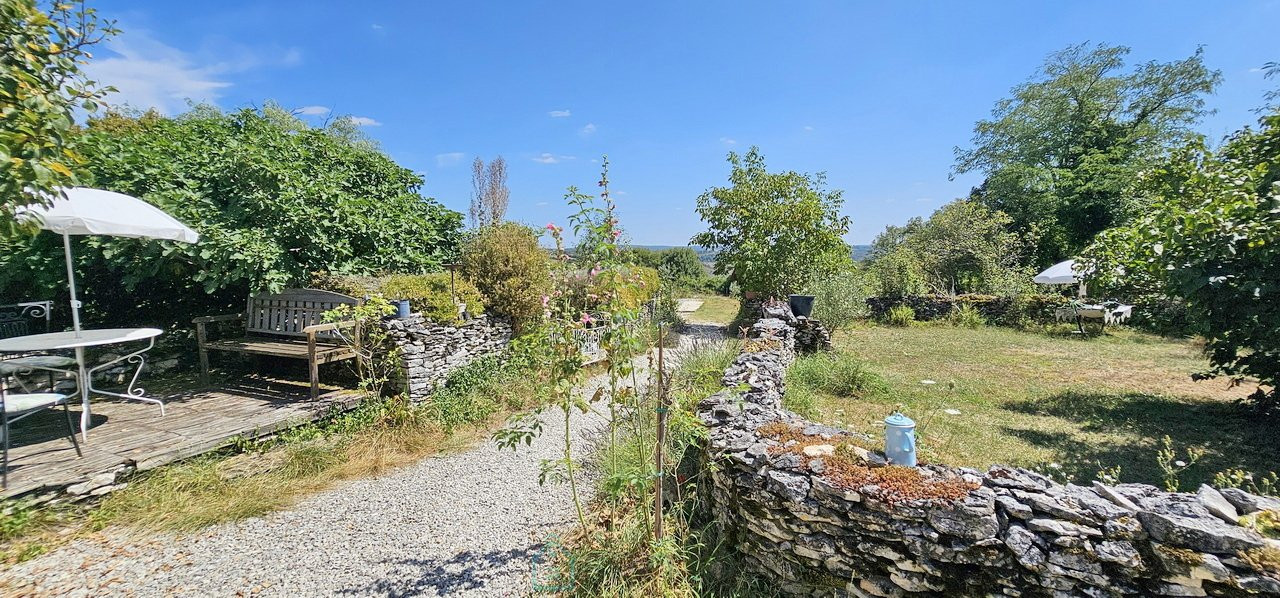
85;27;302;115
371;24;384;30
533;153;575;164
720;137;737;146
803;125;814;131
580;123;597;136
548;109;571;118
915;197;933;203
346;116;382;127
536;201;549;206
1249;67;1264;73
435;152;465;167
296;105;330;116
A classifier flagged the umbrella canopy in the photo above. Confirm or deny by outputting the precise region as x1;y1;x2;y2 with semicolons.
17;187;200;243
1033;259;1082;285
14;187;199;334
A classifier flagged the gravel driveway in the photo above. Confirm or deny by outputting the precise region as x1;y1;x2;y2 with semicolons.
1;325;726;597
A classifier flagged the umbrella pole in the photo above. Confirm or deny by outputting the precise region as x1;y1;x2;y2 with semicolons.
62;232;82;336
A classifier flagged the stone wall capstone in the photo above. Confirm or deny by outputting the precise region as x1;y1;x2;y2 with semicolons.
696;304;1280;597
381;314;512;402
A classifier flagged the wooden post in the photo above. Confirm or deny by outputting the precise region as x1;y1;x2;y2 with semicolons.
196;321;210;386
307;331;319;400
653;323;667;541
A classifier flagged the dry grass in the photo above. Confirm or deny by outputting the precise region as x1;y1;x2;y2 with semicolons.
812;323;1279;487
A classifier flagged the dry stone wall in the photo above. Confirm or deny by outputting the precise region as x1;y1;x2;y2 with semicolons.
696;305;1280;597
381;314;511;402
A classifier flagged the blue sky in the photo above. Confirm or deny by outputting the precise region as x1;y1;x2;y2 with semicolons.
88;1;1278;245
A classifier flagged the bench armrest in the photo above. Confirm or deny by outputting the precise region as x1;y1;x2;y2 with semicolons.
302;320;357;334
193;313;244;324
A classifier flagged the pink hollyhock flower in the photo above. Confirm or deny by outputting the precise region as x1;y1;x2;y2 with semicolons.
611;229;621;239
590;265;602;277
580;313;595;325
541;295;550;307
545;222;557;231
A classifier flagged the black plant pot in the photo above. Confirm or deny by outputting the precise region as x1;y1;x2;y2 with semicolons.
788;294;815;317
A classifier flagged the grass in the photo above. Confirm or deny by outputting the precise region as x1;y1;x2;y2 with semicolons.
681;293;740;327
805;322;1280;488
1;354;548;563
557;340;778;597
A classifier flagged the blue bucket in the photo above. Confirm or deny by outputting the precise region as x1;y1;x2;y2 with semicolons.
394;299;412;319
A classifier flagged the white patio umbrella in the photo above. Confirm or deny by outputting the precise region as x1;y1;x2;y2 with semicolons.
1033;259;1088;297
15;187;200;335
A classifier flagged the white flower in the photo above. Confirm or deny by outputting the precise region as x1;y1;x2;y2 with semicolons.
1174;460;1187;467
920;379;937;385
1049;463;1061;470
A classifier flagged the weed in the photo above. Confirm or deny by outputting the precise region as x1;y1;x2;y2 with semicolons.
884;305;915;327
788;353;887;399
1239;546;1280;575
948;303;986;328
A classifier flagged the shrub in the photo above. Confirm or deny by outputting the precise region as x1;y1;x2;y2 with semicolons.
948;303;986;328
461;223;551;332
805;267;872;329
380;274;484;324
885;305;915;327
311;272;484;325
870;248;927;298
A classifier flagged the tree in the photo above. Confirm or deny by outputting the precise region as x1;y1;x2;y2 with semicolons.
1082;111;1280;411
1;0;116;234
955;43;1221;266
0;105;464;328
469;156;509;227
869;200;1031;296
692;147;851;297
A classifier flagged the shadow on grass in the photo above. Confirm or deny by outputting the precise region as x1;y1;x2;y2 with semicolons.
338;546;536;596
1002;390;1280;487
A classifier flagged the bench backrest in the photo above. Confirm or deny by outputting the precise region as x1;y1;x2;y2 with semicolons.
245;289;359;339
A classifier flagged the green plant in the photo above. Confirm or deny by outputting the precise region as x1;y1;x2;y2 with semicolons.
955;43;1220;265
949;303;986;329
0;104;464;329
1;0;117;235
1213;469;1280;498
461;222;551;331
1155;435;1206;492
804;267;871;329
1083;111;1280;411
692;146;852;297
322;296;397;396
380;273;484;324
789;353;888;399
885;305;916;327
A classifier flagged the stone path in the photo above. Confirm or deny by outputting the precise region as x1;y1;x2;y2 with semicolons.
0;326;727;598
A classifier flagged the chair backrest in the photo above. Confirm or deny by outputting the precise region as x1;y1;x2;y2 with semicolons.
245;289;359;339
0;301;54;339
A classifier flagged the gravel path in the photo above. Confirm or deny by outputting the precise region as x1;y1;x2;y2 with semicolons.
1;325;727;598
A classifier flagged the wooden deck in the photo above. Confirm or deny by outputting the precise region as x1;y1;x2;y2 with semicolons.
3;379;363;500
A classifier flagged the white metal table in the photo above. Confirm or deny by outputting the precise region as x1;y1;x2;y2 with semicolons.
0;328;165;440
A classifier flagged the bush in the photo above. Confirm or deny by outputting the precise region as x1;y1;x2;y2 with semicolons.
311;272;484;325
866;293;1069;327
885;305;915;327
870;248;927;298
948;303;986;328
380;274;484;324
805;268;872;329
461;223;551;332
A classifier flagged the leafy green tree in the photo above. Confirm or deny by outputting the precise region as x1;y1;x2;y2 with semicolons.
692;147;851;297
0;105;463;328
1082;112;1280;410
1;0;115;234
869;200;1031;296
955;43;1221;266
658;247;704;282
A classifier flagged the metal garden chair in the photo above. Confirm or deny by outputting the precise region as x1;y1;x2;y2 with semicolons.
2;376;82;488
0;301;77;392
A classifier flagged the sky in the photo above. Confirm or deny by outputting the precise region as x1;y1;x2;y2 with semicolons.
85;1;1279;245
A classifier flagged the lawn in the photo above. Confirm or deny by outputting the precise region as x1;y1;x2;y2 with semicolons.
680;293;741;327
807;323;1279;489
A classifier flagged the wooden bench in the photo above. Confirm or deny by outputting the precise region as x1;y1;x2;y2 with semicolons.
195;289;362;399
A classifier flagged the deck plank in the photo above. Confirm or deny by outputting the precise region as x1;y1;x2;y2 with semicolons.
2;380;364;499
